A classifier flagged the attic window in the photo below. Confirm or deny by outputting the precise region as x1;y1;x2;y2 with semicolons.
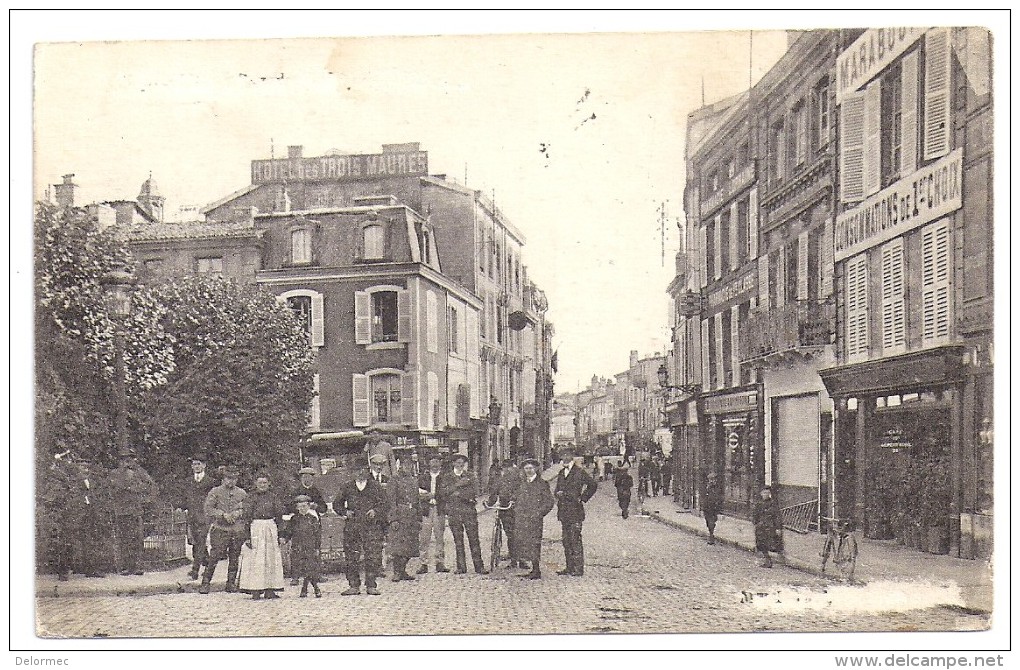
364;224;385;260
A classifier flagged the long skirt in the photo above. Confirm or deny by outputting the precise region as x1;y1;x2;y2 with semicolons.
238;519;285;592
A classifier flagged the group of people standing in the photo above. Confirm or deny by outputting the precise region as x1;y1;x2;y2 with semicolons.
176;444;601;600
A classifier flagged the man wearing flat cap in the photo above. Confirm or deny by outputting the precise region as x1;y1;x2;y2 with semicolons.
286;465;329;584
200;465;247;594
180;452;217;580
510;458;555;579
108;447;157;576
554;447;598;577
333;460;389;595
445;453;488;575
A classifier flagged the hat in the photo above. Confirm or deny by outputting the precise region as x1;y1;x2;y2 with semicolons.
521;458;540;468
298;466;316;475
451;454;469;464
222;465;240;477
369;454;387;465
559;447;576;458
190;452;207;463
294;494;313;503
428;456;443;465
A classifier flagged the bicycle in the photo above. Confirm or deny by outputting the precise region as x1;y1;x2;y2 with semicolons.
484;500;513;573
820;517;859;582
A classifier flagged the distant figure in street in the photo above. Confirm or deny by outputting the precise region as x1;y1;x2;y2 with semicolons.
386;459;422;582
701;472;723;545
200;465;247;594
753;486;783;568
287;466;328;585
238;474;286;600
487;459;522;568
660;457;672;497
511;458;555;579
446;454;489;575
333;461;389;595
614;461;634;519
638;458;651;498
108;447;156;576
284;494;322;597
415;457;449;574
554;447;598;576
181;452;216;581
649;458;662;497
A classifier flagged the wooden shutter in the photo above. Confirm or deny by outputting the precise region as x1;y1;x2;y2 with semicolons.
820;223;834;298
352;374;370;427
845;254;869;361
863;81;882;197
839;91;866;202
797;232;810;300
713;214;723;280
698;226;708;287
401;372;416;426
730;304;741;387
758;254;770;311
701;319;711;389
922;221;952;343
748;188;759;261
924;28;952;161
425;291;438;353
880;239;906;353
398;289;413;344
901;49;920;175
310;291;325;348
354;291;371;344
795;106;808;165
775;246;786;309
714;312;724;390
729;202;740;271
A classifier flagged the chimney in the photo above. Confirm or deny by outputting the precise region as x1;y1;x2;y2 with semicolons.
629;350;639;369
287;145;303;159
54;174;78;208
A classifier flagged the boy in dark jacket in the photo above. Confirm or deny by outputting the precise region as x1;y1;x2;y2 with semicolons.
285;494;322;597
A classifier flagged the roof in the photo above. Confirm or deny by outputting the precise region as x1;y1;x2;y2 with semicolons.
124;219;264;243
199;183;263;215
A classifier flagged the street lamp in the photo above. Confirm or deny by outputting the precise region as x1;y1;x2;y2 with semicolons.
102;266;135;455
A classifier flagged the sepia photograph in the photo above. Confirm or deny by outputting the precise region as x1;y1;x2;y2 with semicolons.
12;8;1008;660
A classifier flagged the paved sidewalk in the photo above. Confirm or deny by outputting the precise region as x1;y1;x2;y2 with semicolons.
635;492;993;613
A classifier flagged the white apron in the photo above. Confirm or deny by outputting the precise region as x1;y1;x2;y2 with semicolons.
238;519;285;591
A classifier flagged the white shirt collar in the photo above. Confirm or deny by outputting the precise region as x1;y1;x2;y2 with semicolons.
194;472;204;483
355;480;367;491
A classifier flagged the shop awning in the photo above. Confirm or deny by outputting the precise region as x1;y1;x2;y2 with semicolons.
309;431;365;442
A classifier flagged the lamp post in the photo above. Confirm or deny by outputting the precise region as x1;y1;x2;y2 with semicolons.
102;266;135;455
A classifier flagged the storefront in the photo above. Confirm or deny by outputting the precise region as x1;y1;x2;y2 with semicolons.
700;385;763;518
666;398;701;509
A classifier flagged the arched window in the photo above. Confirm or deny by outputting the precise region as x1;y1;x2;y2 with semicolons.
372;373;402;424
279;289;324;347
291;228;311;264
364;224;385;260
287;295;312;334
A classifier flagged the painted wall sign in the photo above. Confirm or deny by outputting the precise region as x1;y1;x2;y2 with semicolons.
708;270;756;309
704;390;757;415
836;27;927;102
834;149;962;262
251;151;429;183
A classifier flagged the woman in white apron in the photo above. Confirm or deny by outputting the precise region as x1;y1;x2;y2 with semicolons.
239;474;286;599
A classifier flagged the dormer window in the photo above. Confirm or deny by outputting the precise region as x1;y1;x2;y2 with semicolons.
291;228;311;264
364;224;385;260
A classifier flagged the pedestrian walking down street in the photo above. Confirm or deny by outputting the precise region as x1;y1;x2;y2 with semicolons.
200;465;247;594
108;447;156;576
511;458;555;579
333;461;389;595
180;452;216;581
614;461;634;519
386;460;422;582
649;457;662;497
701;472;723;545
660;457;672;497
286;466;328;585
554;447;598;577
487;459;522;568
445;454;489;575
238;474;286;600
638;458;651;498
753;485;784;568
284;495;322;598
415;457;449;574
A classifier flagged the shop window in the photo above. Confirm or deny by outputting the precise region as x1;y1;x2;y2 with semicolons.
196;256;223;275
363;224;385;260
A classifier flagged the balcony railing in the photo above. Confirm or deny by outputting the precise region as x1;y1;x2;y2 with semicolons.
739;299;835;363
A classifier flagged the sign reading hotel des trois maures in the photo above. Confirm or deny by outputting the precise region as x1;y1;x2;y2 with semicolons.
836;27;927;102
251;150;429;183
834;149;962;263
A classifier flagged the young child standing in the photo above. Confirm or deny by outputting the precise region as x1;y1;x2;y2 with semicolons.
286;494;323;597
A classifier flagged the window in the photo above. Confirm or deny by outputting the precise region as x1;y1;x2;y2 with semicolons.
785;239;799;304
881;239;906;354
372;291;399;343
706;315;717;389
881;63;904;185
479;231;486;273
815;77;831;148
768;249;782;309
480;295;488;338
280;289;324;347
793;101;808;166
736;199;750;266
287;295;312;334
721;309;733;387
372;374;402;424
448;305;459;354
770;120;786;183
291;228;311;264
705;221;716;282
364;224;385;260
496;304;504;345
845;253;870;362
718;211;730;274
196;256;223;275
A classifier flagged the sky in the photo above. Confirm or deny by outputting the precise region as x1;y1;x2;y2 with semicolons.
31;18;789;394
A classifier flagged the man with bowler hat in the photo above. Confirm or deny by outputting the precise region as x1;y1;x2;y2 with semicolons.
445;454;488;575
200;465;247;594
554;446;598;576
180;452;216;580
333;460;389;595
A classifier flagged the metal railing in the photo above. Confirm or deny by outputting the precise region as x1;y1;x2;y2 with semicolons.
781;499;818;534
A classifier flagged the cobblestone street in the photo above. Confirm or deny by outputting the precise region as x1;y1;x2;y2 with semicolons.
35;487;989;638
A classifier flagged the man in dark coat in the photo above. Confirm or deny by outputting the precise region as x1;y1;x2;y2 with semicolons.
200;465;247;594
180;452;217;581
386;460;422;581
660;456;673;497
649;458;662;496
511;458;555;579
487;459;523;568
108;447;156;576
49;454;108;579
701;471;723;545
554;447;598;576
444;453;489;575
333;462;389;595
753;485;783;568
286;466;329;585
416;456;449;574
614;461;634;519
283;495;322;597
637;458;651;498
